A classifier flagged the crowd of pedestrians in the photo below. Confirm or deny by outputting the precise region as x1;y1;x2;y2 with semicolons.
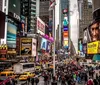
24;63;100;85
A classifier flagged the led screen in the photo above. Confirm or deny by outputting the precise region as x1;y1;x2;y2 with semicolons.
7;22;17;48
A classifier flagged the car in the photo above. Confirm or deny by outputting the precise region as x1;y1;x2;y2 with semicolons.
0;71;18;79
19;72;35;81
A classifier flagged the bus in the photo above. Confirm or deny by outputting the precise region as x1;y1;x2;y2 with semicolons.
13;63;35;74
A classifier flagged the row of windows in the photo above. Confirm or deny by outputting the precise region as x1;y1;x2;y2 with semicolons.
23;64;34;69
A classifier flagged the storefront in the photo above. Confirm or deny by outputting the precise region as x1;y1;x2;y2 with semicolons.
0;44;7;60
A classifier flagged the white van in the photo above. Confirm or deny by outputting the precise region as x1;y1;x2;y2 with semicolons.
13;63;35;74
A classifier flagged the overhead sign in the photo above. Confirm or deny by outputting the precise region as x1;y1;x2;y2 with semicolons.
87;41;100;54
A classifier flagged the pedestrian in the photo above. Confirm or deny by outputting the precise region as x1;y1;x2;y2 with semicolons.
27;77;30;85
87;77;93;85
84;73;88;84
31;77;34;85
44;74;48;85
35;76;39;85
93;78;99;85
52;76;57;85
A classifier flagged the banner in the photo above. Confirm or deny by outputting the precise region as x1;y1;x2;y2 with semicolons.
20;38;32;55
32;38;36;56
41;38;47;50
87;41;100;54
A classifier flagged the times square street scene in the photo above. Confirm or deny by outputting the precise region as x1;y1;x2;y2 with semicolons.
0;0;100;85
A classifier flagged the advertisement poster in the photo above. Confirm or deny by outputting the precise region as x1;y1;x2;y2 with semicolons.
37;17;45;34
20;38;32;55
7;22;17;48
87;41;100;54
41;38;47;50
32;38;36;56
88;20;100;42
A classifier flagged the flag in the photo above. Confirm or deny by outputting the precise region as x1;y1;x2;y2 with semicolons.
49;0;56;11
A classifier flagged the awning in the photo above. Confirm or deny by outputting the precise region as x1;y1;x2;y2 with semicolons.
93;54;100;61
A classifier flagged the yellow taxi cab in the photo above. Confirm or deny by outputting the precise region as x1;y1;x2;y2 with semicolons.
0;71;17;79
35;65;42;72
19;72;35;81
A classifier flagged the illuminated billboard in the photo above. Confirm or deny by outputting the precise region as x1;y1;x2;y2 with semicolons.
41;38;47;50
7;22;17;48
87;41;100;54
88;20;100;42
37;17;45;34
63;15;69;49
20;38;32;55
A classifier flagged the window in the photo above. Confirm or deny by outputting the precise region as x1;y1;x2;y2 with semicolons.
4;8;6;13
5;0;7;6
0;74;6;76
23;64;34;69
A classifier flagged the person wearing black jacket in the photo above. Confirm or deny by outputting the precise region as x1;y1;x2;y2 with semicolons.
31;77;34;85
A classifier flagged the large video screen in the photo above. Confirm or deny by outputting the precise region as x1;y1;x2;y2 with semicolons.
88;20;100;42
7;22;17;48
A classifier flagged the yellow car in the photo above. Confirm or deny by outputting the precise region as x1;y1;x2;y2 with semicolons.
23;72;35;77
19;72;35;81
0;71;17;79
19;75;28;81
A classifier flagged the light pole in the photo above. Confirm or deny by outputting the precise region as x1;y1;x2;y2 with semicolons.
52;7;56;76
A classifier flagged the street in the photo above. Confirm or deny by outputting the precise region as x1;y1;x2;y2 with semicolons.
17;76;85;85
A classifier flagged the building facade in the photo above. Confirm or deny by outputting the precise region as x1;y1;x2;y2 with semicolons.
21;0;37;33
39;0;49;24
92;0;100;10
78;0;93;38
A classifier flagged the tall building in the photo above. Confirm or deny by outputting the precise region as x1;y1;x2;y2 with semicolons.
69;0;79;54
0;0;3;11
78;0;93;38
39;0;49;24
92;0;100;10
58;0;69;49
39;0;49;35
21;0;37;33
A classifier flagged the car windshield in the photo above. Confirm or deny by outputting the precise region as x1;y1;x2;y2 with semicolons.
0;74;6;76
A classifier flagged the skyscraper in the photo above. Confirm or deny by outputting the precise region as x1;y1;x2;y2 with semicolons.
0;0;3;11
21;0;37;33
39;0;49;24
78;0;93;38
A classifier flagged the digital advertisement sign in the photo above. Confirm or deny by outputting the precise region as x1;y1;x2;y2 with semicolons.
41;38;47;50
7;22;17;48
20;38;32;55
87;41;100;54
88;20;100;42
63;15;69;49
